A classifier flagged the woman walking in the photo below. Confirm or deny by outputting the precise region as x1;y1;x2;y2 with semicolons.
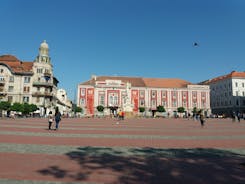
54;107;62;130
48;111;54;130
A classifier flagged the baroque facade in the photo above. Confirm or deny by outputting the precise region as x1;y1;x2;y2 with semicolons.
77;75;211;117
0;41;69;116
200;71;245;116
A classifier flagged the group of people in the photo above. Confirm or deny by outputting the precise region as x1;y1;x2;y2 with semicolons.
117;110;125;120
48;108;62;130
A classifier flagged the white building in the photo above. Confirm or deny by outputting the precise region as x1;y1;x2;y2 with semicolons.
0;41;70;116
56;89;72;116
77;75;211;117
201;71;245;116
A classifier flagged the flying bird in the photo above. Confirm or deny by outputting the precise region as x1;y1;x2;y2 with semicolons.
193;42;199;47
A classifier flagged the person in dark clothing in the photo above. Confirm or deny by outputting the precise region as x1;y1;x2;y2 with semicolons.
199;110;205;127
54;108;62;130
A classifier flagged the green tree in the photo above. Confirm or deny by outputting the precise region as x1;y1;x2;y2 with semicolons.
10;102;23;112
0;101;11;110
22;103;34;116
192;107;198;114
157;105;166;113
75;106;83;113
177;107;185;113
139;107;145;113
29;104;38;113
177;107;185;118
96;105;104;112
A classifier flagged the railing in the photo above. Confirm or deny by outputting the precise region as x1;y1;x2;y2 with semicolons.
32;92;53;97
33;81;53;87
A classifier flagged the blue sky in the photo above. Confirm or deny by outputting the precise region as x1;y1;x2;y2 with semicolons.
0;0;244;101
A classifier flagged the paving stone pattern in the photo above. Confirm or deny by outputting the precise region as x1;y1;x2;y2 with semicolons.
0;117;245;184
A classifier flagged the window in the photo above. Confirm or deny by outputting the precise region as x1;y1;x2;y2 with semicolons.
152;90;156;98
9;76;14;82
37;68;43;73
236;91;238;96
8;96;13;102
202;101;206;108
235;82;238;87
80;98;86;106
151;100;156;109
183;92;187;99
8;86;14;92
99;95;105;106
23;96;29;103
162;100;167;107
81;89;86;96
192;91;197;99
172;91;177;98
172;100;177;107
162;91;167;98
242;83;244;87
140;99;145;106
183;100;187;107
23;86;30;93
24;77;30;83
0;76;4;81
108;93;119;106
36;97;40;103
140;90;145;97
0;69;3;73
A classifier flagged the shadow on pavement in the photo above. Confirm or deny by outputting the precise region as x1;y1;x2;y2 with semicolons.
38;147;245;184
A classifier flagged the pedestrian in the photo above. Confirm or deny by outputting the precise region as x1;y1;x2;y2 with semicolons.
48;111;54;130
237;113;241;122
54;108;62;130
199;111;205;127
122;111;125;120
118;110;122;120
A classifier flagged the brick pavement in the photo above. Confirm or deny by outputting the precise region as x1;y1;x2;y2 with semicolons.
0;117;245;184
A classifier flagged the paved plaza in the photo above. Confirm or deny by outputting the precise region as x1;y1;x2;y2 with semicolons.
0;117;245;184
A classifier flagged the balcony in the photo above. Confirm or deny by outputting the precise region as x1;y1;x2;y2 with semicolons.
0;90;7;96
0;80;5;86
32;92;53;97
33;81;53;87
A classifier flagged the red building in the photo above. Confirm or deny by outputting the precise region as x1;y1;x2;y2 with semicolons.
77;75;211;117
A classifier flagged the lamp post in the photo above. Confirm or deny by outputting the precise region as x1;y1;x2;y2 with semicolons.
43;72;51;117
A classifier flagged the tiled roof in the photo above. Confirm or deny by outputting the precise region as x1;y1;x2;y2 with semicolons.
143;78;192;88
201;71;245;84
80;76;192;88
0;55;33;74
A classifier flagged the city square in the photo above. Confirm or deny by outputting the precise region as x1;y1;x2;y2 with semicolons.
0;1;245;184
0;117;245;184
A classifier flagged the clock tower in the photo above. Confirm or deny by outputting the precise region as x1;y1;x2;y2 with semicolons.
36;40;51;64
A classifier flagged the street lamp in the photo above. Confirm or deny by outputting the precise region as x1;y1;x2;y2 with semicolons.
43;72;51;116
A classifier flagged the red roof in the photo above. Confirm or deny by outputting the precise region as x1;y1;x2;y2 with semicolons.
143;78;192;88
202;71;245;84
0;55;33;74
80;76;192;88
